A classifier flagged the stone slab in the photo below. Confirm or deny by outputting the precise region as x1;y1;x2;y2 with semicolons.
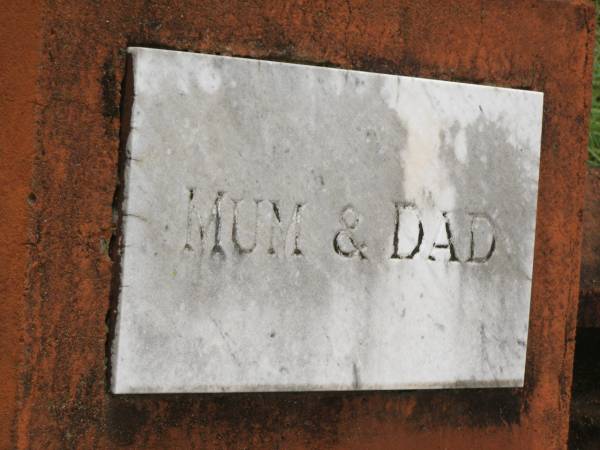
112;47;543;393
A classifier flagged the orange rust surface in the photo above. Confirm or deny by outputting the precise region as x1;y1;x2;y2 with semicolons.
3;0;595;449
579;167;600;327
0;1;42;449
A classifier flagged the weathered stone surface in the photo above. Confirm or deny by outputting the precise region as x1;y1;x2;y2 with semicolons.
9;1;592;448
111;47;543;393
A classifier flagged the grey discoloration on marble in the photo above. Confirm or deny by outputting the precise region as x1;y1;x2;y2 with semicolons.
111;47;544;393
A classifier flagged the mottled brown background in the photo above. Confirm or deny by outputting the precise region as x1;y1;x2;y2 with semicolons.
0;1;595;449
578;167;600;327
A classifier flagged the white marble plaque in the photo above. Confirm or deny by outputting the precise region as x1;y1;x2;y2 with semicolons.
111;47;543;393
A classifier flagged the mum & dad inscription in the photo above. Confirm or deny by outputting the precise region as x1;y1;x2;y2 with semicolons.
112;47;543;393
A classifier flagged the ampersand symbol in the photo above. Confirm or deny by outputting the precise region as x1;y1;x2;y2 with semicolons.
333;206;367;260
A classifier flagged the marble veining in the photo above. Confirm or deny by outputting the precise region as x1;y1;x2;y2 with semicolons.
111;47;544;393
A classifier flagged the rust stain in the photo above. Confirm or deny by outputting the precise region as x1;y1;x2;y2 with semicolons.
3;0;595;449
578;167;600;327
0;1;42;449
